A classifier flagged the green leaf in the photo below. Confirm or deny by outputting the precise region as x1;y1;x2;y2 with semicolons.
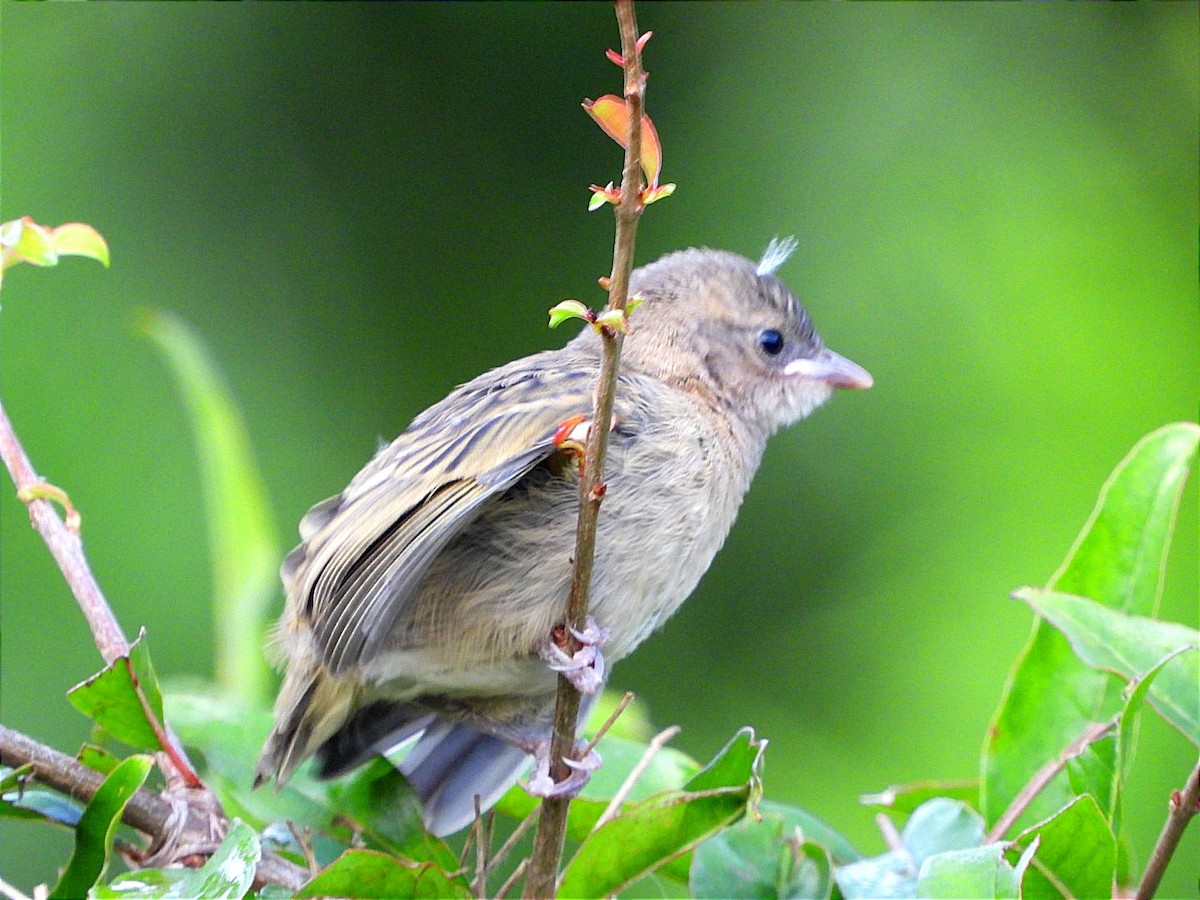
93;819;261;899
915;843;1026;900
49;222;111;268
692;814;833;900
557;728;765;898
758;800;862;866
50;755;153;900
1005;795;1116;900
901;798;985;869
139;310;279;707
982;422;1199;834
861;780;979;821
1018;588;1199;743
90;867;190;898
325;759;459;870
0;217;110;283
832;799;985;900
78;744;123;777
67;630;167;752
296;848;470;899
833;852;913;900
548;299;592;328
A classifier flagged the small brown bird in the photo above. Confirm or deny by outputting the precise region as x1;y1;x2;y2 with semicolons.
255;240;871;836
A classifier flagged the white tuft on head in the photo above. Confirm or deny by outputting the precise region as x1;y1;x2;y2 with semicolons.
756;236;799;276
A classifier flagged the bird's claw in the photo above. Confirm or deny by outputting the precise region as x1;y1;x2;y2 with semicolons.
539;616;609;694
523;739;602;799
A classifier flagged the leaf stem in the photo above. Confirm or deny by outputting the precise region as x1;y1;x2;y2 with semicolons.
1135;759;1200;900
984;719;1115;843
523;2;646;896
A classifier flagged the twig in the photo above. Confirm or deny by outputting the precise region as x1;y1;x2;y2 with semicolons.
875;813;907;858
1135;759;1200;900
0;725;307;891
0;397;129;665
583;691;635;758
0;396;202;790
592;725;679;831
471;799;491;899
523;2;647;896
984;719;1115;844
486;804;541;880
496;858;529;900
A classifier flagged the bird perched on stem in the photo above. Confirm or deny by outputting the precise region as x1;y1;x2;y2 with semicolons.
255;240;872;836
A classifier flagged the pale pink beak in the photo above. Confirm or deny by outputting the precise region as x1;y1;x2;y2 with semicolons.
783;349;873;390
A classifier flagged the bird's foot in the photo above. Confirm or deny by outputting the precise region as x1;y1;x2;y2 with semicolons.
523;738;602;799
539;616;609;694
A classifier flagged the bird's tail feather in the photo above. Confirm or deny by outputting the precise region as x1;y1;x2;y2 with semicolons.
315;700;530;838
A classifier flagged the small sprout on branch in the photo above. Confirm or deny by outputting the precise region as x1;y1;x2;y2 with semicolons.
588;182;622;211
604;31;653;68
17;480;82;533
0;217;110;286
548;299;594;329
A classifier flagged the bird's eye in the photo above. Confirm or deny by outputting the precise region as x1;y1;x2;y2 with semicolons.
758;329;785;356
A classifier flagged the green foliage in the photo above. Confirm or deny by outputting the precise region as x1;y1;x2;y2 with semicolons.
139;310;280;708
67;631;167;754
982;423;1199;834
50;755;153;900
95;820;262;900
5;282;1197;896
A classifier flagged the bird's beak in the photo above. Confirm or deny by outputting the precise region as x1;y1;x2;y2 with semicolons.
783;348;873;390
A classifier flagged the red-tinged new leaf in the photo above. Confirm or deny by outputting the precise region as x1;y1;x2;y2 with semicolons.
582;95;663;186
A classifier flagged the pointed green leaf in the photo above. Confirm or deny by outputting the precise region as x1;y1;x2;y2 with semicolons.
67;630;166;752
49;755;153;900
51;223;110;268
1017;588;1199;743
140;310;279;706
548;299;592;329
296;848;470;899
982;423;1199;833
558;729;765;898
1005;795;1116;900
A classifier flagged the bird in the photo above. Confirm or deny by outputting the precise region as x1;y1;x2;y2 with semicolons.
254;239;872;837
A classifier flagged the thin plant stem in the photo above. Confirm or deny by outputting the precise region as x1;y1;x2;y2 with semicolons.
984;719;1114;844
523;2;647;895
1135;759;1200;900
0;395;202;790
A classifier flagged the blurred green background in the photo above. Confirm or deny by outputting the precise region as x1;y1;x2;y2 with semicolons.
2;3;1197;895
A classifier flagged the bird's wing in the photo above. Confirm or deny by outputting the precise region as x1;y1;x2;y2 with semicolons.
287;356;597;675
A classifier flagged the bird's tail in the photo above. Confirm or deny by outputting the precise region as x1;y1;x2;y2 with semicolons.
315;700;530;838
254;658;361;789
